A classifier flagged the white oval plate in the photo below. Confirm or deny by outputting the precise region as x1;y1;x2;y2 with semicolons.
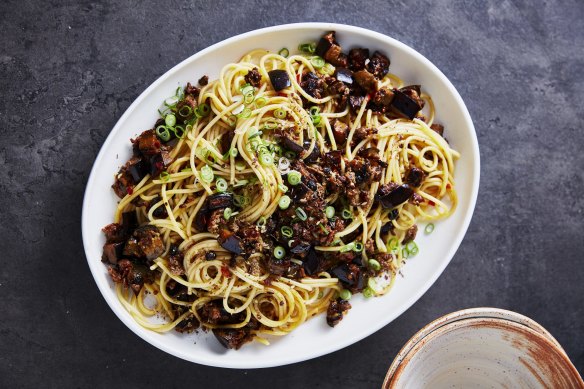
82;23;480;368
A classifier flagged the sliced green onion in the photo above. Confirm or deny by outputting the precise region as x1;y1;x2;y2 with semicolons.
240;84;254;96
287;170;301;185
319;62;335;76
235;160;246;171
309;106;320;116
325;206;335;219
273;108;287;119
311;115;321;126
310;56;325;68
257;216;267;227
255;97;267;108
318;223;329;234
295;207;307;221
332;239;342;246
215;177;228;192
230;148;238;157
233;195;249;207
274;246;286;259
223;207;233;220
172;125;185;139
278;195;291;210
200;165;214;183
354;242;364;252
387;237;399;252
339;289;352;300
237;107;251;119
156;125;171;142
406;241;419;256
368;259;381;271
178;105;192;117
244;92;255;105
298;42;316;54
402;248;410;259
425;223;435;234
259;152;273;166
227;115;237;126
341;208;352;219
281;226;293;238
278;47;289;58
340;242;356;253
197;103;211;117
263;118;278;130
278;183;288;193
284;151;297;159
363;287;374;298
233;179;248;188
160;171;170;182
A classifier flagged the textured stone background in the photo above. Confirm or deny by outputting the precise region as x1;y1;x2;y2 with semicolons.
1;0;583;387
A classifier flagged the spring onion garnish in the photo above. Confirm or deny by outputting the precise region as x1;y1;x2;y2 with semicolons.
278;47;289;58
354;242;364;253
309;106;321;125
178;105;192;117
284;151;297;160
156;125;171;142
196;103;211;117
319;62;335;76
341;208;352;219
278;195;291;210
263;118;278;130
254;97;267;108
237;107;252;119
339;289;352;300
402;248;410;259
244;92;255;105
406;241;419;256
273;108;287;119
227;115;237;127
368;259;381;271
200;165;214;183
164;113;176;127
234;160;246;171
318;223;329;234
240;83;254;96
310;56;325;68
309;106;320;116
229;148;238;157
257;216;267;227
233;195;249;207
295;207;308;221
340;242;356;253
281;226;293;238
425;223;435;234
298;42;316;54
160;171;170;182
311;114;321;126
278;183;288;193
362;287;374;298
215;177;228;192
259;151;273;166
172;125;185;139
277;157;290;173
387;237;399;252
325;206;335;219
274;246;286;259
287;170;301;185
223;207;233;220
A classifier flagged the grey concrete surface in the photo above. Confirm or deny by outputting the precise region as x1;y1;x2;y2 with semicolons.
1;0;583;387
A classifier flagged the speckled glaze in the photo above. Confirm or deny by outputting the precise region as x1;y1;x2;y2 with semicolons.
383;308;584;388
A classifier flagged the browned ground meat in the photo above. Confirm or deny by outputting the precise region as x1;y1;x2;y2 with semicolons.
430;123;445;136
404;225;418;243
326;298;352;327
198;75;209;86
244;67;261;87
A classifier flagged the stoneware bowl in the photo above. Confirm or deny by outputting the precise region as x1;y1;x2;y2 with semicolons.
82;22;480;368
383;308;584;388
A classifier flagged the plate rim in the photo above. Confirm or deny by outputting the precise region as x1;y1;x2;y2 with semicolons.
81;22;481;368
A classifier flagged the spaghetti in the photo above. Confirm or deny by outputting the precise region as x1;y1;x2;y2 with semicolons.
101;31;459;349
